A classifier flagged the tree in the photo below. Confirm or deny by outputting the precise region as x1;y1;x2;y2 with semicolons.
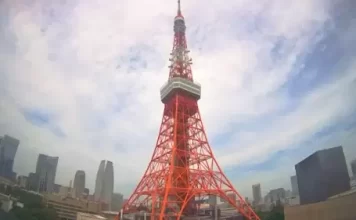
0;185;58;220
256;200;285;220
11;206;58;220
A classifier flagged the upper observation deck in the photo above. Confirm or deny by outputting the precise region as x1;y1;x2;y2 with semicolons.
160;77;201;103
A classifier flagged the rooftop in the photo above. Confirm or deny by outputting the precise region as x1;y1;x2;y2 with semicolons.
328;188;356;200
78;212;107;219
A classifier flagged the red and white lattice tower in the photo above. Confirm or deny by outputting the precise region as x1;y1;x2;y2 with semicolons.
119;1;260;220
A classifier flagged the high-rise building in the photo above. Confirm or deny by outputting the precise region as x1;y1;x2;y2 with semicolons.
264;188;286;205
0;135;19;180
351;159;356;177
295;146;350;205
83;188;90;199
74;170;86;198
27;172;39;191
290;175;299;196
252;183;262;204
53;184;61;194
111;193;123;211
208;195;217;208
36;154;59;193
17;175;28;188
94;160;114;209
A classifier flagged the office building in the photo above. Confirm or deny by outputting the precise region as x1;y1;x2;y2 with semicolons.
208;194;217;208
36;154;59;193
351;159;356;177
17;175;28;188
0;135;19;180
264;188;286;205
74;170;86;198
44;194;102;220
77;212;107;220
285;190;356;220
290;175;299;196
53;184;61;193
94;160;114;209
111;193;123;211
295;146;350;205
27;172;39;191
83;188;89;199
252;183;262;204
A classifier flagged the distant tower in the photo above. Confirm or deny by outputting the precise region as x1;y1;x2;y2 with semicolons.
74;170;86;198
252;183;262;204
94;160;114;209
290;175;299;196
36;154;59;193
120;0;259;219
0;135;19;180
351;159;356;177
112;193;124;211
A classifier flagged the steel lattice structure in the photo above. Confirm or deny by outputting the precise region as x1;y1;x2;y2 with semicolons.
119;1;260;220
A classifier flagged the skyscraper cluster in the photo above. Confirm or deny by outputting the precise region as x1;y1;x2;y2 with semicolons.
250;146;355;211
0;133;123;211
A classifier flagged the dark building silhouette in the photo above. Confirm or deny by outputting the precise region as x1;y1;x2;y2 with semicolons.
94;160;114;209
53;184;61;193
0;135;19;180
351;159;356;177
83;188;89;199
36;154;59;193
27;172;39;191
111;192;124;211
295;146;350;205
290;175;299;196
73;170;86;198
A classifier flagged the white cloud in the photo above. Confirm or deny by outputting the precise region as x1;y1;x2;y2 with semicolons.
0;0;355;199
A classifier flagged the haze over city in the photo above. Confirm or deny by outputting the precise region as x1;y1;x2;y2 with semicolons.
1;0;356;202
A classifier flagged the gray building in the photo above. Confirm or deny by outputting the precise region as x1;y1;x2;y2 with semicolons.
17;175;28;188
290;175;299;196
264;188;286;205
73;170;86;198
351;159;356;177
295;146;350;205
111;193;124;211
252;183;262;204
0;135;19;180
27;172;39;191
53;184;61;194
36;154;59;193
94;160;114;209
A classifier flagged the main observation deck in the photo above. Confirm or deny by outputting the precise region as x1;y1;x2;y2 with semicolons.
160;77;201;103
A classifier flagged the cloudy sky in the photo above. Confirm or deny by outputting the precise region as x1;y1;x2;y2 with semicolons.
0;0;356;199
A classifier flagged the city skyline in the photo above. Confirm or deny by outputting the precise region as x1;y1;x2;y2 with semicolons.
1;0;356;200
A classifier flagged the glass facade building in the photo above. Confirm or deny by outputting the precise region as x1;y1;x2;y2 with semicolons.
0;135;19;180
295;146;350;205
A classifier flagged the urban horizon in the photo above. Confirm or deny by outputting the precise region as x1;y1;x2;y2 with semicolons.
1;133;355;201
1;0;356;219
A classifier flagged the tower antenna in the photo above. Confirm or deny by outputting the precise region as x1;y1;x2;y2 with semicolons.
178;0;181;15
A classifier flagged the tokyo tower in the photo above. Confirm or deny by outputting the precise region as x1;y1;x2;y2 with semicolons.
119;1;260;220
